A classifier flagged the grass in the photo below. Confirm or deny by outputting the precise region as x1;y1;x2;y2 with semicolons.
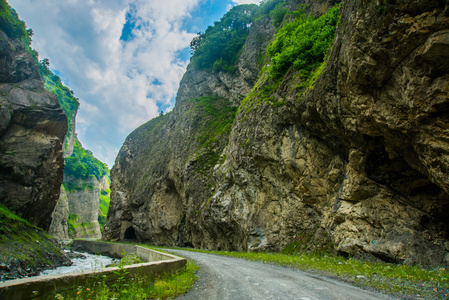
188;96;237;175
53;260;199;300
0;204;67;271
159;247;449;299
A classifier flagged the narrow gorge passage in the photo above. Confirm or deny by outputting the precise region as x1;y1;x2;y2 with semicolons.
167;249;389;300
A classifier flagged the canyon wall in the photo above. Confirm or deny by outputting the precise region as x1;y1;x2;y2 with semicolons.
104;0;449;267
0;29;67;230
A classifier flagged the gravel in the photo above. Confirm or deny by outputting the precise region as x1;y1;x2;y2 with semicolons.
167;249;395;300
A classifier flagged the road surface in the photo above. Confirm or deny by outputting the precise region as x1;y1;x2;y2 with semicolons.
166;249;392;300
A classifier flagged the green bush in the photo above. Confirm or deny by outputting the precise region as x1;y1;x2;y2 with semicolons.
269;1;288;27
67;214;79;237
267;4;340;80
98;189;110;231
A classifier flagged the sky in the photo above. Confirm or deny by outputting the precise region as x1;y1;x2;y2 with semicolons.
8;0;262;167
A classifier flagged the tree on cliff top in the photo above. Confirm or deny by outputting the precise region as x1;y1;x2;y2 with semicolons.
189;0;286;73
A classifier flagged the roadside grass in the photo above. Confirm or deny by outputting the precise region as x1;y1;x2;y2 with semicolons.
54;260;198;300
52;245;199;300
160;247;449;299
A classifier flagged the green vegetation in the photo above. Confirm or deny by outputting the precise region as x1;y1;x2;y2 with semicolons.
0;204;66;270
67;213;79;237
190;0;286;73
266;4;340;80
98;188;111;231
39;59;79;145
119;251;144;266
67;213;96;238
63;181;96;192
0;0;26;39
282;229;335;255
268;1;288;28
190;4;258;73
178;247;448;299
53;260;199;300
189;96;237;175
0;0;35;61
239;3;340;113
64;138;109;180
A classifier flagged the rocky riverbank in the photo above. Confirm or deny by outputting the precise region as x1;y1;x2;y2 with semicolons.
0;205;71;281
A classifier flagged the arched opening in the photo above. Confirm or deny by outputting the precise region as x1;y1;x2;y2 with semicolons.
124;226;137;240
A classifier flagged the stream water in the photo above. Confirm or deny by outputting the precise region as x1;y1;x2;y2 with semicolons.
40;251;117;276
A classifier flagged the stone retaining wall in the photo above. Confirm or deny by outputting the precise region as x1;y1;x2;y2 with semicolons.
0;240;186;300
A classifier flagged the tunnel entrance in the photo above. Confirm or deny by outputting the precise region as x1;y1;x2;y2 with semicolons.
124;226;137;240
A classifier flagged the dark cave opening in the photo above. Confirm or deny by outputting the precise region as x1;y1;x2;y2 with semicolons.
124;226;137;240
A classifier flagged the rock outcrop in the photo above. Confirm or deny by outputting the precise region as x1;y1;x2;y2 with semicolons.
104;0;449;267
65;175;106;238
48;186;69;239
0;30;67;230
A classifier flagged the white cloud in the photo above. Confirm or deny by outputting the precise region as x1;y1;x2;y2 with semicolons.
231;0;262;4
9;0;265;167
9;0;204;166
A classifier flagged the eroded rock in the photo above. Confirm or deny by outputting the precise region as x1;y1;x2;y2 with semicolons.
104;0;449;267
0;30;67;230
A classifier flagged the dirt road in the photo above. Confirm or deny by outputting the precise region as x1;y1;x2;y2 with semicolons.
167;249;392;300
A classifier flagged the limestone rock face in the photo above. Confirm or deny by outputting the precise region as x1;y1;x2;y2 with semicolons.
65;176;104;238
48;186;69;239
0;31;67;230
103;15;275;244
105;0;449;267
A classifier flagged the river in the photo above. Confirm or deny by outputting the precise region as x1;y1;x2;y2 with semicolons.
40;251;117;275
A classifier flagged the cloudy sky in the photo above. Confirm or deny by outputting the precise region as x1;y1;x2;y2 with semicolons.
8;0;261;167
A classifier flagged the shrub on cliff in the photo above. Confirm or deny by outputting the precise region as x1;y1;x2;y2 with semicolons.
267;4;340;80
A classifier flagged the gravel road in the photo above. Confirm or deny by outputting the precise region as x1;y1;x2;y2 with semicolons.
167;249;393;300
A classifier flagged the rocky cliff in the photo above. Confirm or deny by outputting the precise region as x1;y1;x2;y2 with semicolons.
64;175;107;239
0;28;67;230
104;0;449;268
48;186;69;239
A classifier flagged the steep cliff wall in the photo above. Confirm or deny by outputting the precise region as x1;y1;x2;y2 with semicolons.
0;4;70;279
48;186;69;239
65;175;105;238
105;0;449;267
103;9;275;243
0;29;67;230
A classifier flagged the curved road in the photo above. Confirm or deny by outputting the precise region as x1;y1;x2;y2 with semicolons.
167;249;391;300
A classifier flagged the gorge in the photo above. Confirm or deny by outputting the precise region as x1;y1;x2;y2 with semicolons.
1;0;449;284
